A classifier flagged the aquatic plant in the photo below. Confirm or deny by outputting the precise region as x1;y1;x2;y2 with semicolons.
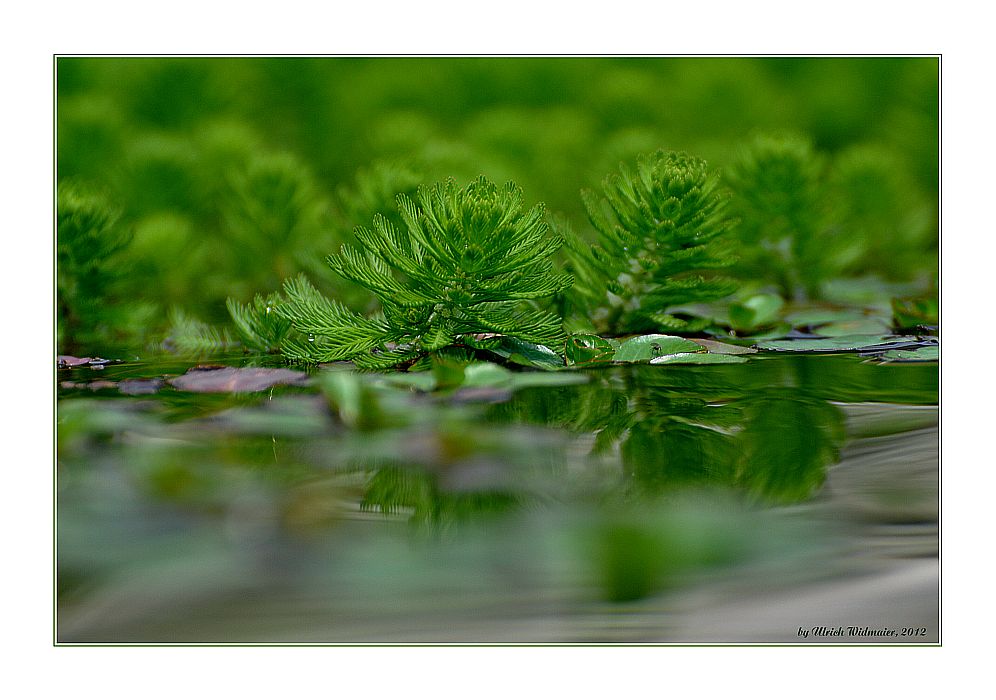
725;134;830;301
57;180;155;353
558;150;738;335
273;176;573;367
225;293;292;354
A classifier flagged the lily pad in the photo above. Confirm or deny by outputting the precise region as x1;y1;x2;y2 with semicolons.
168;366;311;393
690;339;758;355
755;334;923;353
650;353;748;365
613;334;703;363
879;346;939;362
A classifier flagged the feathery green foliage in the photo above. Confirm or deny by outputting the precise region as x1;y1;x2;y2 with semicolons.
333;160;424;243
219;152;334;289
57;180;155;353
560;150;737;335
275;176;573;367
726;135;938;304
725;134;831;301
162;307;236;356
225;293;293;353
828;144;937;282
317;159;427;311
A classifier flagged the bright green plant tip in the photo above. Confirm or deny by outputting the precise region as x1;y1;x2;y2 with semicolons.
271;176;573;367
561;150;738;336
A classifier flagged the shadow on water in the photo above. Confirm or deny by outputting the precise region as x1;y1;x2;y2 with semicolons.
56;353;938;642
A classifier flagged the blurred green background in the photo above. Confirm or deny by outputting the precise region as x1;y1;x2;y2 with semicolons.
56;57;939;355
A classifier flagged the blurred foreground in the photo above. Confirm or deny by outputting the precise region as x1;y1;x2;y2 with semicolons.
57;355;938;643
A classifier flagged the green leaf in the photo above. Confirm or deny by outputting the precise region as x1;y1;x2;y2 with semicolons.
728;293;784;331
755;334;922;353
689;339;758;355
487;336;565;369
613;334;703;363
650;352;748;365
879;346;939;362
379;372;439;391
565;334;617;366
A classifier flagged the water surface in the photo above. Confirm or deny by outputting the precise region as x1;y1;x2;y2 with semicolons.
56;353;939;643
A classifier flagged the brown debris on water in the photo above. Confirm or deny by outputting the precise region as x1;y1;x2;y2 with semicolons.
168;366;311;393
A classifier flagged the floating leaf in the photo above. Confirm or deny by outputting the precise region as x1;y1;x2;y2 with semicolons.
613;335;703;363
650;352;748;365
755;334;923;353
690;339;758;355
565;334;617;366
487;337;565;369
879;346;939;362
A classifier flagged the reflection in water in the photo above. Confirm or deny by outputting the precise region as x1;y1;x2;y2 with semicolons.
490;360;859;504
56;354;938;642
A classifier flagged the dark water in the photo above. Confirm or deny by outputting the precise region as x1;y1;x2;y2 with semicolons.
56;353;939;643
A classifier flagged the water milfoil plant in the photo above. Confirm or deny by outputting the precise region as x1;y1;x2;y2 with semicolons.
559;150;738;335
725;134;828;301
57;180;156;353
273;176;573;367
